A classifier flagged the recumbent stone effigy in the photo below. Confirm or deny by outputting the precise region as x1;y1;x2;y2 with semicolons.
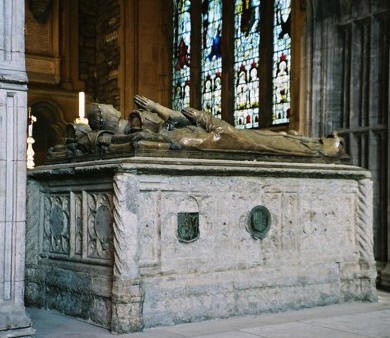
25;96;377;333
46;95;347;162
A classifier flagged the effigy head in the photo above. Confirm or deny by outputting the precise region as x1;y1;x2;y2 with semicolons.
87;103;121;132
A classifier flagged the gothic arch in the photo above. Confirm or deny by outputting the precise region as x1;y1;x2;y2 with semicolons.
30;100;67;165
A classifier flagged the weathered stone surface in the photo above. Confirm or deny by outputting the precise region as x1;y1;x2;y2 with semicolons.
26;157;377;333
25;174;114;328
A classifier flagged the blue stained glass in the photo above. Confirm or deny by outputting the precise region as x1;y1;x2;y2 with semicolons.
233;0;261;129
201;0;223;119
272;0;291;125
172;0;191;111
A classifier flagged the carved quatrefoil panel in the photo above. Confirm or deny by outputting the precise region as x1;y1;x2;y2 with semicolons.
43;194;70;254
87;192;114;260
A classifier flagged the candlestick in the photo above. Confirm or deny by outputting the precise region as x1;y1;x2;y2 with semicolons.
27;107;37;137
26;136;35;169
75;91;89;125
26;107;37;169
79;91;85;119
27;107;32;136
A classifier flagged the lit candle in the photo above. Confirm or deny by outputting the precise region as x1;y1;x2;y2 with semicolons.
29;115;37;137
79;91;85;119
27;107;33;137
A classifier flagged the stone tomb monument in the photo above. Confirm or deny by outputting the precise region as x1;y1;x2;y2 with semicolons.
25;97;377;333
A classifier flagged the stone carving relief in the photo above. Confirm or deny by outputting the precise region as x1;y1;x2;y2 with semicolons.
43;194;70;255
137;190;161;269
87;192;114;260
74;193;82;256
41;189;114;263
281;193;299;251
356;179;375;265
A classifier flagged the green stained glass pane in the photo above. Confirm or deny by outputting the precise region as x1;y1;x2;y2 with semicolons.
233;0;261;129
272;0;291;125
172;0;191;111
201;0;223;119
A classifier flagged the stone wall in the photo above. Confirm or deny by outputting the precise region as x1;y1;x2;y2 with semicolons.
25;157;377;333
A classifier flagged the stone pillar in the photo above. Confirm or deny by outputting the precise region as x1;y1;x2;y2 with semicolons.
0;0;34;336
111;173;144;333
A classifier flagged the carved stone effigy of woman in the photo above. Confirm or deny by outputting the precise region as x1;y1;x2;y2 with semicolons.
133;95;345;158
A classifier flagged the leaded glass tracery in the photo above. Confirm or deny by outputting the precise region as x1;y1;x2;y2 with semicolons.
272;0;291;125
171;0;293;128
201;0;223;119
172;0;192;111
233;0;261;129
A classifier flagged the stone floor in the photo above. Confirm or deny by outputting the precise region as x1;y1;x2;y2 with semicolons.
27;291;390;338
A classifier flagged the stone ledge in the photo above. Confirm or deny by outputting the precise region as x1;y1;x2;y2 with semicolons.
29;156;370;180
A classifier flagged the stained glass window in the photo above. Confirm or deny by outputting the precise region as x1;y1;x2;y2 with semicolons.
272;0;291;125
233;0;261;129
172;0;192;112
171;0;294;128
201;0;223;119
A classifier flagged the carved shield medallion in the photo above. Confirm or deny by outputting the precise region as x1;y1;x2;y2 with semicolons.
177;212;199;243
247;205;271;239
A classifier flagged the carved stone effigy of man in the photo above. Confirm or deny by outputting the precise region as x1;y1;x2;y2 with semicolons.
133;95;345;159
